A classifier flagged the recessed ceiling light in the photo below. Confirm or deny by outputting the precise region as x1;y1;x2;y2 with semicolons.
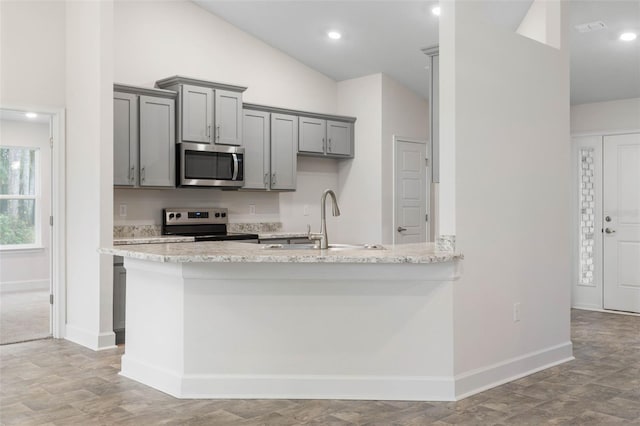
432;5;441;16
327;31;341;40
25;112;38;119
620;32;637;41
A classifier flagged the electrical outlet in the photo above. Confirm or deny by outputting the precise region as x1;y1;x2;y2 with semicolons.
119;204;127;217
249;204;256;215
303;204;310;216
513;302;521;322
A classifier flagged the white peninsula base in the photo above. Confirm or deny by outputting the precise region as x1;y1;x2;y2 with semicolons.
120;259;462;401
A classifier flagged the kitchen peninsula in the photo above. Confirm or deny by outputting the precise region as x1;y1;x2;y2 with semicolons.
100;241;463;401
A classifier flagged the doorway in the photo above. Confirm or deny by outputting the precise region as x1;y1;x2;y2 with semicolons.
393;136;429;244
0;109;57;344
572;132;640;314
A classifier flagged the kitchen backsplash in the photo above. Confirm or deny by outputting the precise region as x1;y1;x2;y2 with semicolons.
114;223;282;238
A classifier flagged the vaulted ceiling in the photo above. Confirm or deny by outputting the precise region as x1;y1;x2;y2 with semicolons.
194;1;640;105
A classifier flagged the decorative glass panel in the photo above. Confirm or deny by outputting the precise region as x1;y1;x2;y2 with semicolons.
578;147;595;287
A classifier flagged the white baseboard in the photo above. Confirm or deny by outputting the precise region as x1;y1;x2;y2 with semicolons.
573;306;640;317
454;341;574;400
120;355;456;401
65;325;116;351
1;279;49;293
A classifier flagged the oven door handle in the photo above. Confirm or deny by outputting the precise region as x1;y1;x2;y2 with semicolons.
232;153;239;181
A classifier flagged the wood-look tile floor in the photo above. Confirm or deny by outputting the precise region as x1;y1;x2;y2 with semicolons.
0;290;50;345
1;309;639;425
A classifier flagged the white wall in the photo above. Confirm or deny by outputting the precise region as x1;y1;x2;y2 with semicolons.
441;0;572;396
381;74;429;244
113;0;341;231
0;119;51;292
64;0;115;350
571;97;640;134
516;0;561;49
0;1;66;108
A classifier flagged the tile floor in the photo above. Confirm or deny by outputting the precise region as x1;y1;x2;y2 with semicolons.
0;290;50;345
1;309;639;425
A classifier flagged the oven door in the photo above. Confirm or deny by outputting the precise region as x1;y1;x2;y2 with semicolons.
179;142;244;187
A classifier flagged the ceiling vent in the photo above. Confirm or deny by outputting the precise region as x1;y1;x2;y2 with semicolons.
575;21;607;33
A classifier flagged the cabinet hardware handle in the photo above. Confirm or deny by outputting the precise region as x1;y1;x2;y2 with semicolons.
141;166;145;182
216;125;220;141
397;226;407;232
322;137;325;150
328;138;332;152
207;125;211;139
264;172;269;187
130;166;135;183
605;228;616;234
272;172;276;185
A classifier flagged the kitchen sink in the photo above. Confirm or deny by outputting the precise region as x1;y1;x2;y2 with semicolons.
262;243;385;251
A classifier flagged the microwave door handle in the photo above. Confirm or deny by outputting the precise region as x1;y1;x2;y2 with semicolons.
232;153;239;181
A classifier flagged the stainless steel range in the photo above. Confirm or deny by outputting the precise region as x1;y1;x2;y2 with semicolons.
162;208;258;242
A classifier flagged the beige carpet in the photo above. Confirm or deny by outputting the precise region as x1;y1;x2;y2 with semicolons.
0;289;50;344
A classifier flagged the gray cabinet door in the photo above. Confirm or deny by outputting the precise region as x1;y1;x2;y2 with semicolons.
113;262;126;332
182;84;213;143
215;89;242;146
139;95;175;187
113;92;138;186
271;113;298;190
327;121;353;157
242;109;270;190
298;117;326;154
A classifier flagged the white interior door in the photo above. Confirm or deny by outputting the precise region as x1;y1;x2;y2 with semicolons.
393;137;428;244
603;133;640;313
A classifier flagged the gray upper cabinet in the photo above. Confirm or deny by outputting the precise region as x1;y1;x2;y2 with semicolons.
155;76;247;146
242;109;270;190
113;84;177;188
327;120;353;157
182;84;213;144
298;116;354;158
215;90;242;146
114;92;138;186
270;113;298;191
139;95;175;187
299;117;326;154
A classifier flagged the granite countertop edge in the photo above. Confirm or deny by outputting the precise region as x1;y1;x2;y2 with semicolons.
99;241;463;265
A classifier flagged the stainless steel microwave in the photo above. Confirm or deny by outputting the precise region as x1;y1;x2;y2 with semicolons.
178;142;244;188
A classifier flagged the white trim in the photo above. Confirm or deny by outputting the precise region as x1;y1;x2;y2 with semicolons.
65;324;116;351
392;136;430;244
573;306;640;317
454;342;574;400
0;279;49;293
50;109;66;339
121;355;457;401
0;245;45;252
571;129;640;138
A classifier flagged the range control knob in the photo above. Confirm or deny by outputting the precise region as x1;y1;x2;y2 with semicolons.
176;213;182;219
169;213;175;219
221;212;227;218
215;213;220;218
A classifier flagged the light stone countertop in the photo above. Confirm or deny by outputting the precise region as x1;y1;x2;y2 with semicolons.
258;232;309;240
100;241;462;264
113;235;195;245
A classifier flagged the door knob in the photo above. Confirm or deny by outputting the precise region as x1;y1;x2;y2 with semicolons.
605;228;616;234
397;226;407;232
605;216;612;222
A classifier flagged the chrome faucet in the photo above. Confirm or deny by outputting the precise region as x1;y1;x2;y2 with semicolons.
308;189;341;249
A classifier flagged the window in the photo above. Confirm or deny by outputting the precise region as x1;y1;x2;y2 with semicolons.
0;146;41;249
